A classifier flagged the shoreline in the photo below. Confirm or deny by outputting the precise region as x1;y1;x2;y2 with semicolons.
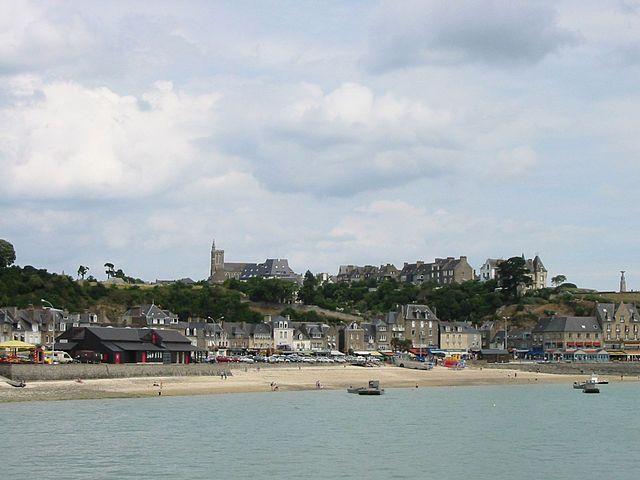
1;365;625;404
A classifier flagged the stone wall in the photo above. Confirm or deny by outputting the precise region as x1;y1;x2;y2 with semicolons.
0;362;297;381
483;362;640;376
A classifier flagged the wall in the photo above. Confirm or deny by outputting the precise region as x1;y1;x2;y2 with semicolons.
483;362;640;376
0;362;299;381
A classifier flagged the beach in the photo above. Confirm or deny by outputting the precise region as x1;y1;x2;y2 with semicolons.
0;364;608;403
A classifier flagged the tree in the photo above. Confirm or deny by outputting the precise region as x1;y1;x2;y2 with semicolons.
77;265;89;279
298;270;318;304
551;275;567;287
104;263;115;279
391;338;412;352
496;256;532;299
0;239;16;269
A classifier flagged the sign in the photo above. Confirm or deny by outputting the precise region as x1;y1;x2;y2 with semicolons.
145;351;163;363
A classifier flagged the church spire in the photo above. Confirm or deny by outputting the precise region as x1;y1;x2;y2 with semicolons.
620;271;627;293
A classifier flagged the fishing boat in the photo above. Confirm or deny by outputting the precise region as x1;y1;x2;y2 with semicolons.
347;380;384;395
583;380;599;394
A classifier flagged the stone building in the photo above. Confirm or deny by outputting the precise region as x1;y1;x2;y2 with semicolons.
596;302;640;359
439;322;481;353
209;240;301;284
400;256;474;285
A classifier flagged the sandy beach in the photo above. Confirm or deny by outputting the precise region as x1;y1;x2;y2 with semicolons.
0;364;619;403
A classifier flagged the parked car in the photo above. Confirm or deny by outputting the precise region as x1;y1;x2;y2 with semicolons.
74;350;102;364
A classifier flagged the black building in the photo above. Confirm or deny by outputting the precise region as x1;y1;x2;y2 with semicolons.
56;326;202;364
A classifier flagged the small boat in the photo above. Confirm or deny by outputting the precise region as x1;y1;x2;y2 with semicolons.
583;381;599;394
589;373;608;385
573;381;585;389
6;379;26;388
347;380;384;395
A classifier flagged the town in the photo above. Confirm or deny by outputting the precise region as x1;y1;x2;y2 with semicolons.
1;238;637;366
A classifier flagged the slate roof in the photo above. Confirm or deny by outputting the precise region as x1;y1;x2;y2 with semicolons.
403;304;438;321
533;316;600;333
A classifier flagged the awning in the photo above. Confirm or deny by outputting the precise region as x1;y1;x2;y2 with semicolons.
0;340;36;350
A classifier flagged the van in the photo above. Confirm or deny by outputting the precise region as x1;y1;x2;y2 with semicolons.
44;351;74;364
74;350;102;364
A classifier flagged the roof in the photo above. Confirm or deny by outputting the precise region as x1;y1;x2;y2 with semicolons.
439;321;479;334
403;304;438;321
533;316;600;333
86;326;142;341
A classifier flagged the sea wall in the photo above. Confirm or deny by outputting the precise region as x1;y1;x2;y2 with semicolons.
0;362;302;381
483;362;640;376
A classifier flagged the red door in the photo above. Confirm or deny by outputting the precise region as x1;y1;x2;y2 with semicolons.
115;352;121;364
141;352;147;363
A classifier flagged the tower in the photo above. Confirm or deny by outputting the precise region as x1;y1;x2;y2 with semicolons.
620;271;627;293
210;240;225;278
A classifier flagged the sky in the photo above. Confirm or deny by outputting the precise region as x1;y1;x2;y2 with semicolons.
0;0;639;290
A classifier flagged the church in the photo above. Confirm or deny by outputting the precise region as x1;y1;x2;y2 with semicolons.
208;240;301;284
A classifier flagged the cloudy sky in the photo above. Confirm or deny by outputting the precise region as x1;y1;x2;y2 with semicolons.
1;0;639;289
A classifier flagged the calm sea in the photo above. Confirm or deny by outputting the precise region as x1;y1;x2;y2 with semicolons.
2;383;638;479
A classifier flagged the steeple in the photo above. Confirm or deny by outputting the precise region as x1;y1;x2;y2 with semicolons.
620;271;627;293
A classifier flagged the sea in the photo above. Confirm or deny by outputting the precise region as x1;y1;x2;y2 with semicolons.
2;383;639;480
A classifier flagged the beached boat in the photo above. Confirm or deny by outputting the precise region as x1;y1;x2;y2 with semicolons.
347;380;384;395
6;379;26;388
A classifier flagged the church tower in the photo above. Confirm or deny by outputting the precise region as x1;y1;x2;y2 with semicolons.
210;240;225;278
620;271;627;293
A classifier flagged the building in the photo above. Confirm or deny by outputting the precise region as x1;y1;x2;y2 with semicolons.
438;322;481;354
336;264;400;284
596;302;640;360
209;240;301;284
525;255;547;290
122;304;178;327
400;256;474;285
339;322;365;353
270;315;295;351
56;326;199;363
532;316;603;361
479;259;503;282
401;304;439;348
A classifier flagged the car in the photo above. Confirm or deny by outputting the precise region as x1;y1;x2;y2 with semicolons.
74;350;102;364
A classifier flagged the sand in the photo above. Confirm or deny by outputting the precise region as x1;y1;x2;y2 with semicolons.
0;365;623;403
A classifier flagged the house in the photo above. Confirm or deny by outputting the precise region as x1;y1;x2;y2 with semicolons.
249;323;272;352
525;255;547;290
532;316;603;361
401;256;474;285
292;322;338;351
270;315;295;351
292;328;311;352
439;322;481;354
55;326;199;364
122;304;179;327
479;259;503;282
339;322;365;353
176;321;228;352
223;322;251;351
596;302;640;360
401;304;439;348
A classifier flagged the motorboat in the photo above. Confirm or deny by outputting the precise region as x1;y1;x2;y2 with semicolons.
347;380;384;395
583;380;600;394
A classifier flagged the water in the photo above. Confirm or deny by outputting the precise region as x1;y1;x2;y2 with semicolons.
2;383;639;479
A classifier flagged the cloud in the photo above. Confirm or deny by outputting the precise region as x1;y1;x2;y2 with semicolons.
0;1;94;74
365;0;578;72
0;79;220;199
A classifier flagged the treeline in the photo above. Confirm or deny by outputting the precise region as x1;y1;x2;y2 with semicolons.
0;266;261;323
298;272;504;322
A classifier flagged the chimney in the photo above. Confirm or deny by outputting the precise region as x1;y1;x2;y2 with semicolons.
264;314;272;323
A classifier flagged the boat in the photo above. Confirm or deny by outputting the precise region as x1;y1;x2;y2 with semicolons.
6;379;26;388
573;381;585;389
583;381;599;394
347;380;384;395
589;373;608;385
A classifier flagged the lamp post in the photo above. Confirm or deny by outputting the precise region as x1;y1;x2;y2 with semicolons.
41;299;61;364
502;316;509;353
